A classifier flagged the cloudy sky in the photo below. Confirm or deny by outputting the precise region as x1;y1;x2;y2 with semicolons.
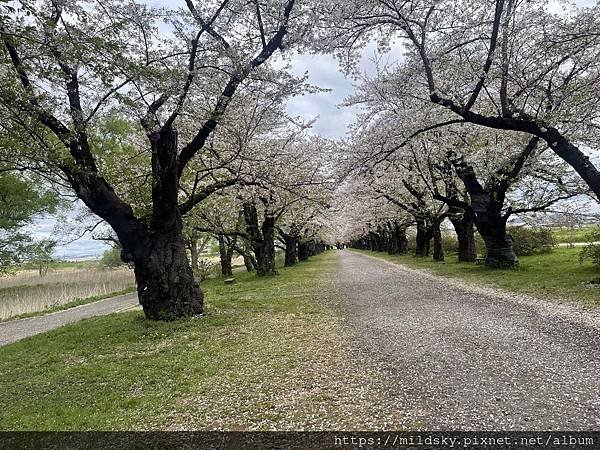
38;0;596;260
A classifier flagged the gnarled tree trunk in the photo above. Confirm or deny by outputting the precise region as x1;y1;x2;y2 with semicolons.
132;231;203;321
125;128;203;320
449;211;477;263
471;193;517;268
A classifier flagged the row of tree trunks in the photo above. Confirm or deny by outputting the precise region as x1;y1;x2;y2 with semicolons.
348;215;479;265
185;233;212;277
349;221;410;255
298;241;313;261
298;240;328;261
388;222;409;255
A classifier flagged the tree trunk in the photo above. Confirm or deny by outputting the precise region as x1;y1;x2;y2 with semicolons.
432;221;444;262
235;240;256;272
450;155;518;269
450;212;477;263
471;193;517;268
376;226;386;252
283;234;299;267
387;223;399;255
243;203;277;277
415;219;432;257
479;224;517;268
298;241;311;261
218;235;233;277
128;127;202;320
392;222;409;254
256;215;277;276
243;254;255;272
398;226;409;254
133;231;203;321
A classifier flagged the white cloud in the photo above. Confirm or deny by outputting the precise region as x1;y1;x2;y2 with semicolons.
29;205;109;260
286;43;406;138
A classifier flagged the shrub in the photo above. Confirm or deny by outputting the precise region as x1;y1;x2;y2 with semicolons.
196;258;216;281
579;228;600;271
442;234;459;253
100;247;124;269
507;226;555;256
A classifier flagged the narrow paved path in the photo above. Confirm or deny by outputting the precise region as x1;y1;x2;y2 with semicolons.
0;293;139;346
335;250;600;430
557;241;600;247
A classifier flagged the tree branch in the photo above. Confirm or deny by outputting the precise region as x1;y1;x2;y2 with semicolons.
176;0;296;176
178;178;240;216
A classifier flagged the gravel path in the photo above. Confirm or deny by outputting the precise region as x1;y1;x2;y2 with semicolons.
334;250;600;430
0;293;139;346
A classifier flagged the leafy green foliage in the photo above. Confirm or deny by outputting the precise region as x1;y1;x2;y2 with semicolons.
579;227;600;271
0;173;58;230
27;239;56;276
100;247;125;269
508;226;555;256
442;234;459;253
89;116;152;217
474;233;486;256
0;172;60;273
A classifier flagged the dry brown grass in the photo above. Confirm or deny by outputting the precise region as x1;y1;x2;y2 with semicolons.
0;267;135;320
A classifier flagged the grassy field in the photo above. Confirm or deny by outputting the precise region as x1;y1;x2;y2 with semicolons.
0;266;135;320
551;225;599;244
0;252;403;431
354;247;600;307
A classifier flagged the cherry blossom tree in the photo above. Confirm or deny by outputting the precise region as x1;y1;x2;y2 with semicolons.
0;0;317;320
238;134;334;275
331;179;413;255
341;78;585;266
320;0;600;200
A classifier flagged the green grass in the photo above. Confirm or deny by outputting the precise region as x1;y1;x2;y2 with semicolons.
0;252;403;431
551;225;599;244
353;248;600;307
